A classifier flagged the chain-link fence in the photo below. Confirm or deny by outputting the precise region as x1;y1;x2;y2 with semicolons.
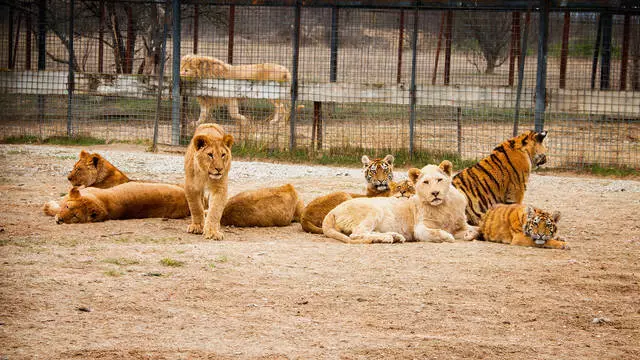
1;1;638;169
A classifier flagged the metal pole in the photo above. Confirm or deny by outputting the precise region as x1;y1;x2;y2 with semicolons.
171;0;181;145
25;8;32;70
600;12;612;90
620;14;630;91
37;0;46;138
590;15;602;90
67;0;74;136
513;10;530;136
8;6;13;69
508;12;520;87
227;5;235;64
193;4;199;54
152;0;170;152
329;6;338;82
408;4;418;159
397;10;404;84
534;0;550;133
559;11;570;89
289;2;301;151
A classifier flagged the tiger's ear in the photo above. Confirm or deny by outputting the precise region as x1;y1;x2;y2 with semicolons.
69;187;81;199
383;154;395;166
535;130;548;143
551;210;561;223
525;206;535;219
438;160;453;176
408;168;421;184
90;154;100;168
193;135;211;151
361;155;371;167
222;134;234;148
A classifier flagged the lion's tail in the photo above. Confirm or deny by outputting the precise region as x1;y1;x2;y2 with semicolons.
301;216;324;234
322;212;352;243
43;200;60;217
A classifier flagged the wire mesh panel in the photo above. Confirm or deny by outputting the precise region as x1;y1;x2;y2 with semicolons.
0;1;638;170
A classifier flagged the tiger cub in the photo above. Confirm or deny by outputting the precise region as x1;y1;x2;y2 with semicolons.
479;204;567;249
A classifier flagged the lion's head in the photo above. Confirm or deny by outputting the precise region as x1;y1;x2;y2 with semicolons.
391;180;416;199
180;54;230;79
68;150;101;187
55;187;108;224
362;154;394;191
409;160;454;206
192;133;234;180
524;206;560;245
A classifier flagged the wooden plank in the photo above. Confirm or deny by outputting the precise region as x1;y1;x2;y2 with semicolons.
1;71;639;116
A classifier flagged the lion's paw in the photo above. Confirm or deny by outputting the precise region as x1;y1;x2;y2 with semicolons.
187;223;204;234
371;234;394;244
439;230;456;243
203;226;224;241
389;232;407;243
463;227;479;241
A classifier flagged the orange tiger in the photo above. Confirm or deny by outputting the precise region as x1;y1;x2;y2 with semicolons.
452;130;548;225
479;204;567;249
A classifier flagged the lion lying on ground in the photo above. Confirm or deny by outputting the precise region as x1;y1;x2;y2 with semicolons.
322;160;477;244
221;184;304;227
184;123;234;240
43;182;189;223
180;54;295;126
67;150;130;188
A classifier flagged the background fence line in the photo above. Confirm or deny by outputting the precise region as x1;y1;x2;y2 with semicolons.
0;0;639;170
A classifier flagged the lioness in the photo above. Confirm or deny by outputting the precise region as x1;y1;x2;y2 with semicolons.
43;182;189;223
67;150;130;188
322;160;477;244
221;184;304;227
185;123;234;240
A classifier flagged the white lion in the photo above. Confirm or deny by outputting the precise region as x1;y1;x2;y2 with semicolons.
322;160;478;244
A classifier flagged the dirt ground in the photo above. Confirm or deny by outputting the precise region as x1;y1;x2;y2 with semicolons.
0;144;639;360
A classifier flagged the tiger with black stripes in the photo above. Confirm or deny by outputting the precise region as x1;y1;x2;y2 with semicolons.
452;130;548;225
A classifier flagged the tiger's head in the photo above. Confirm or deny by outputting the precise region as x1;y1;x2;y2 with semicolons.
517;130;548;167
390;180;416;199
362;154;394;191
523;206;561;245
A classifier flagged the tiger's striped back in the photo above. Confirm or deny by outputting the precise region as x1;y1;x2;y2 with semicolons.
452;130;548;225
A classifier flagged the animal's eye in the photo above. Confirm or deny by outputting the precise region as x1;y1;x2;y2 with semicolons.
221;153;226;158
208;153;214;158
423;180;429;184
437;178;443;183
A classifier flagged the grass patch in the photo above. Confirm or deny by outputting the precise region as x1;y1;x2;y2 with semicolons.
102;257;140;266
104;270;123;277
214;255;229;263
233;141;477;170
0;135;106;146
55;155;76;160
544;162;639;178
160;257;184;267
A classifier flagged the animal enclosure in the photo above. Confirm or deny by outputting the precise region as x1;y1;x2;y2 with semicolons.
0;0;639;169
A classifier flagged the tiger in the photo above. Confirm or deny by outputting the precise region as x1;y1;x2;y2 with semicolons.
452;130;548;225
479;204;567;249
363;154;395;197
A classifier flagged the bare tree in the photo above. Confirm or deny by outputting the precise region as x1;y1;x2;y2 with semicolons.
458;12;512;74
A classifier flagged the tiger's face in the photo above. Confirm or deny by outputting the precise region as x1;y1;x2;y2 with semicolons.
362;154;394;191
523;207;561;245
523;130;548;167
391;180;416;199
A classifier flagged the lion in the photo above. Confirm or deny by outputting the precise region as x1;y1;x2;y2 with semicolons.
179;54;295;126
43;182;189;223
184;123;234;240
322;160;477;244
67;150;130;188
221;184;304;227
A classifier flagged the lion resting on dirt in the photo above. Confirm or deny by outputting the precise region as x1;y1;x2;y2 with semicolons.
184;123;234;240
322;160;477;244
180;54;294;126
221;184;304;227
43;182;189;224
67;150;130;188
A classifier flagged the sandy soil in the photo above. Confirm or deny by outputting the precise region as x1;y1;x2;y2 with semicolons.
0;144;639;359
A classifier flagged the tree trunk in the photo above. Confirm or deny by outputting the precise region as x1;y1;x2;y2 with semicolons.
106;2;126;74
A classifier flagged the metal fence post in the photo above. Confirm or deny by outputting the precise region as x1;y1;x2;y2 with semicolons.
37;0;46;138
152;0;170;152
408;4;418;159
228;5;235;64
620;14;630;91
289;1;301;151
67;0;74;136
513;11;530;136
600;12;613;90
534;0;550;133
171;0;181;145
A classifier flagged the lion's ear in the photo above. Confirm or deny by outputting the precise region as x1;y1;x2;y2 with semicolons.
361;155;371;167
90;154;100;168
408;168;421;184
222;134;234;148
383;154;395;166
79;150;89;158
69;187;81;199
193;135;211;151
535;130;548;143
438;160;453;176
551;210;561;223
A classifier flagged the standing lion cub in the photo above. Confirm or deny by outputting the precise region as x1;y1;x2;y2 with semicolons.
322;160;477;244
184;123;234;240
